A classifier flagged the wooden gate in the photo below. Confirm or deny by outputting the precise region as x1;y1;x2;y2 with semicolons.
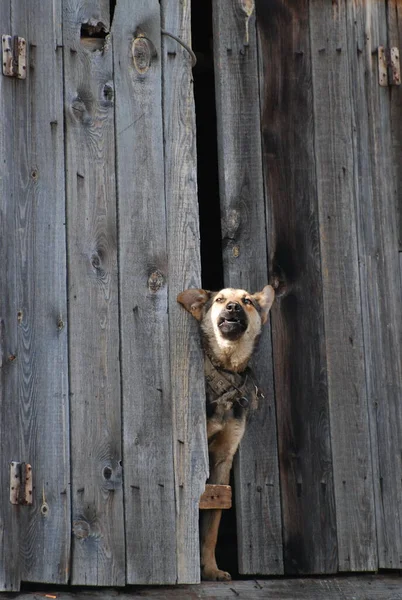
0;0;401;591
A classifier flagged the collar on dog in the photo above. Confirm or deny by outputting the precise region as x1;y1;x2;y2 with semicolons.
204;353;263;409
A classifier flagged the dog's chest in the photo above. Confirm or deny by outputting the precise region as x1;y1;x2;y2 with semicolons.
204;356;260;425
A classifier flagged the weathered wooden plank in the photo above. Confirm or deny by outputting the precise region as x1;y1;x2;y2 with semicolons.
212;0;283;576
160;0;209;584
256;0;338;574
309;0;377;571
113;0;177;584
3;575;402;600
345;0;402;570
1;0;71;585
199;485;232;510
0;0;21;592
63;0;125;585
387;1;402;250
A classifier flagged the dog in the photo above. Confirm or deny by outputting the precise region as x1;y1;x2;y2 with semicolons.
177;285;275;581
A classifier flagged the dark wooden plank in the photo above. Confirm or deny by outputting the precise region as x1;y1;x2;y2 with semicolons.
3;0;71;585
3;575;402;600
387;1;402;250
63;0;125;585
345;0;402;570
309;0;377;571
256;0;337;574
212;0;283;575
113;0;177;584
0;1;21;592
199;485;232;510
160;0;209;584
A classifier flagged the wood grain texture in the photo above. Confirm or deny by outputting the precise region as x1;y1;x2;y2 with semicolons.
345;0;402;569
1;0;71;585
63;0;125;585
0;1;21;592
113;0;177;584
161;0;209;584
3;575;402;600
387;1;402;250
309;0;377;571
199;485;232;510
212;0;283;575
256;0;337;574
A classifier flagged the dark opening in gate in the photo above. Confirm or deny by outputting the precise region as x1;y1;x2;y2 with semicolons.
192;0;239;579
192;0;224;293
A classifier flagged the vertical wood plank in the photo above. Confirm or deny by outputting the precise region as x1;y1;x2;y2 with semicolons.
346;0;402;570
63;0;125;585
113;0;177;584
387;1;402;250
256;0;338;574
161;0;209;584
212;0;283;575
309;0;377;571
3;0;71;584
0;0;21;591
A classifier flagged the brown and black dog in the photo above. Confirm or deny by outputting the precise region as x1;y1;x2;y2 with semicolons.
177;285;275;581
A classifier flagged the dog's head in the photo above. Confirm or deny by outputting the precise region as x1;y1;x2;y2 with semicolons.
177;285;275;371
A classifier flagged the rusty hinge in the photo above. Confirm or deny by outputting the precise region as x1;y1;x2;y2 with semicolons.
2;35;26;79
378;46;401;86
10;462;33;505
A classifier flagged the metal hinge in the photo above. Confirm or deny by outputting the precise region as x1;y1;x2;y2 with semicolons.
10;462;33;505
378;46;401;86
2;35;26;79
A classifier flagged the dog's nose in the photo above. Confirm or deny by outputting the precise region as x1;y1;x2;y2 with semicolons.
226;302;241;313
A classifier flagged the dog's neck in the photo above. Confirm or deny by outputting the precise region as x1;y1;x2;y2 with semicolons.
202;331;255;373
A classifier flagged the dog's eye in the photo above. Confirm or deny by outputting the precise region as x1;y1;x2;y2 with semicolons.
215;297;225;303
243;298;252;306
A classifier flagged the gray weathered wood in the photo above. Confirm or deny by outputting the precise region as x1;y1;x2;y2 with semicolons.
387;1;402;250
161;0;209;584
63;0;125;585
212;0;283;576
3;575;402;600
1;0;71;585
0;1;21;592
113;0;177;584
346;0;402;569
309;0;377;571
256;0;338;574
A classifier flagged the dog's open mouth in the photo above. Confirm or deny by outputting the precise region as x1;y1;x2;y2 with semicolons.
218;315;247;340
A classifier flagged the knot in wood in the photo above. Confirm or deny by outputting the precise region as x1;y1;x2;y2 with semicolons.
73;519;90;539
132;36;155;74
148;270;165;293
71;98;90;124
91;253;101;269
103;466;112;480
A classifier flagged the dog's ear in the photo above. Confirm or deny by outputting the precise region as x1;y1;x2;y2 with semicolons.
252;285;275;324
177;289;212;321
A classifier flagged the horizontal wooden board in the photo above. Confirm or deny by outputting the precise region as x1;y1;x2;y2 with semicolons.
3;576;402;600
199;485;232;510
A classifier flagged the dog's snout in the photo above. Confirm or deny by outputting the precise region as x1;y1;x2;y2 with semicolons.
226;302;241;313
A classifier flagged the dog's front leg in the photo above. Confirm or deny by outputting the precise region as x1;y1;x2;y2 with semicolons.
201;419;245;581
200;466;231;581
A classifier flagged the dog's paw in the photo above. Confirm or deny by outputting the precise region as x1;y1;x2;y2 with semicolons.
201;567;232;581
